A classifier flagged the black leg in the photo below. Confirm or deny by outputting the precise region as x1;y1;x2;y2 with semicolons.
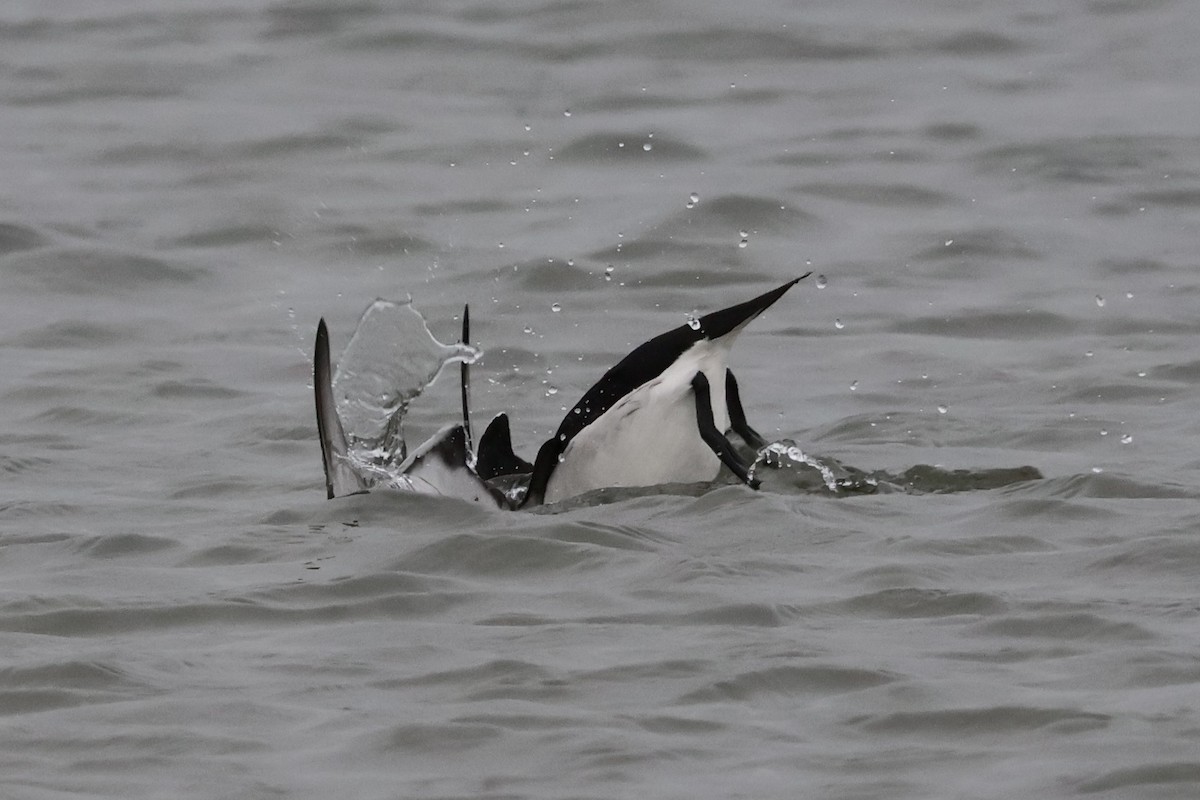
693;372;760;490
726;369;767;450
520;437;562;508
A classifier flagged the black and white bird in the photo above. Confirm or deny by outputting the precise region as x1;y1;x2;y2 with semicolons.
316;276;807;509
513;275;809;506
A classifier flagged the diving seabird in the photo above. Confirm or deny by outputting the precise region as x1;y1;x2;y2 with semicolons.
520;275;809;506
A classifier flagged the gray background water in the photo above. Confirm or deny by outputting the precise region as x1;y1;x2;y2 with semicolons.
3;1;1200;798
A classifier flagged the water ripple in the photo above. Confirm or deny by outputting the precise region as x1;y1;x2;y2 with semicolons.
851;706;1110;736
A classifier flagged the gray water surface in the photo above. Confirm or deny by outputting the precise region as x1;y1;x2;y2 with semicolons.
3;2;1200;798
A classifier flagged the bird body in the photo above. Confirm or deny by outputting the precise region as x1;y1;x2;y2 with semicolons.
544;336;734;503
522;276;807;506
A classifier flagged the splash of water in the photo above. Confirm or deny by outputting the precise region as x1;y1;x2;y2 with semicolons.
332;299;479;479
750;439;877;493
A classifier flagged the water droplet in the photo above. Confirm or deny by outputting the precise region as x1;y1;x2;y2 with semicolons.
557;453;566;463
815;274;827;289
937;404;948;414
642;142;652;152
1091;466;1104;473
604;265;614;282
687;316;701;331
1099;429;1108;436
558;433;566;442
1120;433;1133;444
944;239;954;246
738;238;749;249
523;325;533;335
849;380;858;392
546;386;558;396
1095;294;1105;307
689;192;700;205
1137;371;1146;378
563;109;572;117
567;259;574;266
834;319;844;330
551;302;562;313
498;242;505;249
1125;292;1134;299
1085;350;1094;358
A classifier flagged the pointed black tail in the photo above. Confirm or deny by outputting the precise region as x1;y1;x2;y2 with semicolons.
698;273;811;339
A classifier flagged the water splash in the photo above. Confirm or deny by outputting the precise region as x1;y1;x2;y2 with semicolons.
749;440;876;493
332;299;479;478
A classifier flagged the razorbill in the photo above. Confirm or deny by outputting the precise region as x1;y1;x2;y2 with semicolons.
520;275;809;507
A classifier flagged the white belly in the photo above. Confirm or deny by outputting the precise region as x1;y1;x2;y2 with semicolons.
545;340;732;503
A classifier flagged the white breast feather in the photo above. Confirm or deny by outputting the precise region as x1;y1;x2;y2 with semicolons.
545;338;736;503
